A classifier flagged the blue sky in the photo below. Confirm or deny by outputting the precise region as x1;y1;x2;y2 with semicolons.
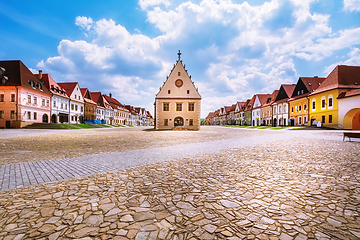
1;0;360;118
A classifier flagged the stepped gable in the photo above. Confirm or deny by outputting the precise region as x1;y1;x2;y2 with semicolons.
314;65;360;94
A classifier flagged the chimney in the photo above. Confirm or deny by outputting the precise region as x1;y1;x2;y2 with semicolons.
38;70;42;80
314;76;318;78
109;93;112;98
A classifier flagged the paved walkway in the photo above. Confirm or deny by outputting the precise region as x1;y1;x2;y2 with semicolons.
0;130;344;192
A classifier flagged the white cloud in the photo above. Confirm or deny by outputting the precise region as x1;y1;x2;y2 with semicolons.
344;0;360;12
75;16;93;31
324;47;360;74
139;0;170;10
36;0;360;118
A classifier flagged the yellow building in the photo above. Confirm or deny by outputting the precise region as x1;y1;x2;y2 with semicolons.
309;65;360;128
288;77;325;126
154;51;201;130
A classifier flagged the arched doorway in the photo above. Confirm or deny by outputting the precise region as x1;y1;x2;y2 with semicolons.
43;114;48;123
51;114;57;123
343;108;360;130
174;116;184;127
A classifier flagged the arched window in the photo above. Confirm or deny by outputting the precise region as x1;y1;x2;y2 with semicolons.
328;94;333;109
312;99;316;112
321;96;326;110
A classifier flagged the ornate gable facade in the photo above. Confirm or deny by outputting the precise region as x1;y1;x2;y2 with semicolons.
155;51;201;130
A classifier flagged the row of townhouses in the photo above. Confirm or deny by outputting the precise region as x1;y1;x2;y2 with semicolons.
205;65;360;130
0;60;153;128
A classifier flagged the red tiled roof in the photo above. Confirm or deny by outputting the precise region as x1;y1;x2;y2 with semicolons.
58;82;78;96
283;84;296;98
300;77;326;92
206;112;215;119
245;95;256;111
0;60;51;95
314;65;360;94
37;73;69;98
90;92;101;103
262;90;278;106
103;94;126;110
258;94;271;106
337;88;360;99
214;109;220;117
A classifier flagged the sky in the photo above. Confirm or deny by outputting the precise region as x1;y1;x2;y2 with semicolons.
1;0;360;118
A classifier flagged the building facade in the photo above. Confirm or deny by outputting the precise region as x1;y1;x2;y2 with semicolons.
0;61;51;128
155;51;201;130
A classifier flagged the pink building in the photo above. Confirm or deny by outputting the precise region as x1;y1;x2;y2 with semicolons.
0;60;51;128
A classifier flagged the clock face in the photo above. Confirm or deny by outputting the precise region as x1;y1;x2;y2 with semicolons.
175;79;183;87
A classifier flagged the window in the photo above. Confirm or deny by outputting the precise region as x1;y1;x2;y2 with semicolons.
322;115;325;123
27;111;31;119
28;95;31;103
42;99;45;106
187;90;190;94
188;103;195;111
176;103;182;111
75;94;77;99
71;104;74;110
10;110;15;119
0;110;4;119
299;117;302;125
71;116;74;121
299;105;302;111
304;104;307;110
297;91;300;95
329;115;332;123
312;99;316;111
189;119;193;126
53;101;56;107
304;116;307;123
34;112;37;120
81;106;83;112
168;90;171;94
0;94;4;102
178;72;181;76
46;100;49;107
164;119;168;126
65;104;67;110
163;103;169;111
291;107;294;113
322;99;326;108
34;96;37;105
328;95;333;108
61;103;63;109
11;94;15;102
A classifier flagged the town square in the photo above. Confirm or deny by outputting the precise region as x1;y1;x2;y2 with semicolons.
0;126;359;239
1;0;360;239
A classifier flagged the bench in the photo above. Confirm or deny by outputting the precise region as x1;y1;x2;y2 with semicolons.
343;132;360;141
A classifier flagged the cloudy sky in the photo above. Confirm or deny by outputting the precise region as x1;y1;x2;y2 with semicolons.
1;0;360;118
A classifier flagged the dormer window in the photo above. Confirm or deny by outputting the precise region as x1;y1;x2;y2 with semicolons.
28;80;35;88
308;82;311;86
36;82;43;91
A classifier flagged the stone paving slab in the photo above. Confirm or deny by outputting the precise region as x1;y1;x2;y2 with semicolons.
0;130;343;192
0;137;359;239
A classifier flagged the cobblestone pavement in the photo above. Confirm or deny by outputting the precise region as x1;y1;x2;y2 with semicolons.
0;129;343;192
0;129;359;239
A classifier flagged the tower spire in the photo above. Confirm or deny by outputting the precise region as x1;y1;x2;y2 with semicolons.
177;50;181;61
